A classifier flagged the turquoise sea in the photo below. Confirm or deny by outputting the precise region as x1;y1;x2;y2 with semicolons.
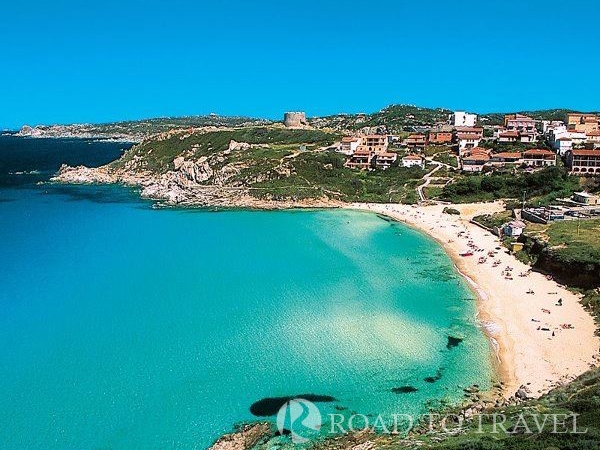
0;136;493;449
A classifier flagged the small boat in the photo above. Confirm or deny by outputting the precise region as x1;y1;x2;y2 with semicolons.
460;250;474;257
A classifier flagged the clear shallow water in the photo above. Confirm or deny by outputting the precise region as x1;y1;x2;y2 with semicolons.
0;137;493;449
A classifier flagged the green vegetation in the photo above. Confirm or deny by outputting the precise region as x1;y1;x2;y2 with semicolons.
442;207;460;215
424;145;450;157
113;127;337;173
524;218;600;266
433;151;458;167
251;151;425;203
579;289;600;321
472;210;513;229
314;105;453;134
424;185;444;199
483;141;549;153
440;166;580;204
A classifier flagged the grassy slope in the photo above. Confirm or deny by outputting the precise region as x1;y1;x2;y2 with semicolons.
525;219;600;266
112;128;337;173
439;167;580;205
110;127;426;203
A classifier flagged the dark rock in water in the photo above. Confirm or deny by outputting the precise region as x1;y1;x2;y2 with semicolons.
275;428;291;437
249;394;336;417
424;368;444;383
447;336;463;349
463;385;480;394
391;386;418;394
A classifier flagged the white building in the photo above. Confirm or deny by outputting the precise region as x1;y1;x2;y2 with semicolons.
451;111;478;127
503;220;526;237
573;191;600;205
375;152;398;170
340;137;361;155
457;133;481;154
554;137;573;156
542;120;565;134
402;155;424;168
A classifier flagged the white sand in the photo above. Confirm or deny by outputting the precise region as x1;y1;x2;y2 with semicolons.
350;202;600;398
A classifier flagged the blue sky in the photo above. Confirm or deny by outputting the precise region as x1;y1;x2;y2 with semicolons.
1;0;599;128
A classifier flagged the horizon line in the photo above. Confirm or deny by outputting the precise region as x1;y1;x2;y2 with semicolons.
5;103;600;130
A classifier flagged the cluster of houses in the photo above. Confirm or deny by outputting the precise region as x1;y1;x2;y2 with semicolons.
543;113;600;175
494;114;539;143
460;148;557;172
340;135;426;170
335;110;600;175
443;111;600;174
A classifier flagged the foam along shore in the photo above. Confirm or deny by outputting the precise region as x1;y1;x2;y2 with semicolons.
349;201;599;398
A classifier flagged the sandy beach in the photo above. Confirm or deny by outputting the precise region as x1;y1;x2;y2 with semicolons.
350;201;600;398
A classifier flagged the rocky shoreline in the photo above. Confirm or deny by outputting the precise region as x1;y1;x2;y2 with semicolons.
206;383;542;450
51;163;344;210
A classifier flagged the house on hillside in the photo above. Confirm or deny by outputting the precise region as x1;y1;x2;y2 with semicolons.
503;114;538;142
457;133;481;154
572;191;600;205
554;137;573;156
461;148;490;172
498;130;519;143
345;149;372;170
567;113;600;133
455;126;484;139
522;149;556;167
505;114;537;134
587;131;600;147
566;149;600;175
406;134;427;150
362;135;389;153
402;154;424;169
489;152;523;166
429;130;453;145
340;137;361;155
374;152;397;170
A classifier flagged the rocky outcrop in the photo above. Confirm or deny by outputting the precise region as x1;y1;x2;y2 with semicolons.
173;157;214;185
519;234;600;289
52;162;341;210
208;423;272;450
228;140;251;151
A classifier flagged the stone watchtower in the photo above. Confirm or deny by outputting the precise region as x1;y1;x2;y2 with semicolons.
284;112;307;128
